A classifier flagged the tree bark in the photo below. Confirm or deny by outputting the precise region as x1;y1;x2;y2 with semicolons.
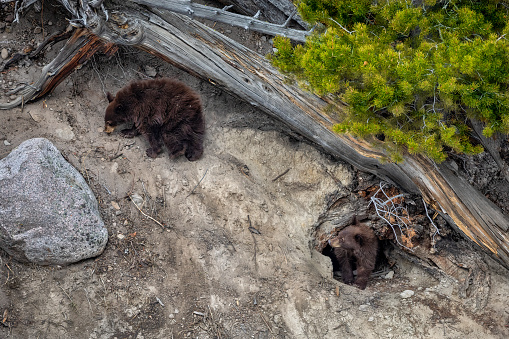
131;0;310;42
215;0;308;28
2;0;509;268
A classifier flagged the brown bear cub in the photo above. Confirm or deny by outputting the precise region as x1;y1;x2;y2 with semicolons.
104;78;205;161
329;217;378;290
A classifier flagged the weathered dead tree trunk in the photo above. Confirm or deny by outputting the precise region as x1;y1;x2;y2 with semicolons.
214;0;309;28
130;0;310;42
2;0;509;268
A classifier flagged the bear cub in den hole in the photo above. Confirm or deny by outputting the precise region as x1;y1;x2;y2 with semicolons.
328;217;378;290
104;78;205;161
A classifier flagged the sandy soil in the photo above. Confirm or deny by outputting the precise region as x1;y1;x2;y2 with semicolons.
1;3;509;338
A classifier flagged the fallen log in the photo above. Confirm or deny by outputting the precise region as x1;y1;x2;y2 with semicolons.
130;0;311;42
214;0;309;28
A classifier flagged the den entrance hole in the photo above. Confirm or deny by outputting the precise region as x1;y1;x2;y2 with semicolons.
313;183;448;288
320;239;392;283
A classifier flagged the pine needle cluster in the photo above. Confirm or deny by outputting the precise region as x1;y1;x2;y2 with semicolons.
270;0;509;162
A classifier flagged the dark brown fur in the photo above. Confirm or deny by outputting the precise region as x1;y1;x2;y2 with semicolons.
104;78;205;161
329;218;378;290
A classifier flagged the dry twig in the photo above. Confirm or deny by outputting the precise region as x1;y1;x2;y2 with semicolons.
187;168;209;197
423;198;441;250
208;305;222;339
369;182;413;251
248;215;259;271
129;195;166;228
156;297;165;307
272;168;290;182
83;288;93;311
4;263;14;285
256;308;274;334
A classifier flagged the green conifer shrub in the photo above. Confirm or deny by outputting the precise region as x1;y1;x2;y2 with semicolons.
270;0;509;162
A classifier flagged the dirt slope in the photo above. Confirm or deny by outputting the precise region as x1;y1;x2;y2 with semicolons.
1;4;509;338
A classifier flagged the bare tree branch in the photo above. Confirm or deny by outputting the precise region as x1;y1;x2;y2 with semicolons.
131;0;311;42
0;28;117;109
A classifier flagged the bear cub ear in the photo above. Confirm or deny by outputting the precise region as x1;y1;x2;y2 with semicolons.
351;215;360;226
354;233;364;246
107;92;115;103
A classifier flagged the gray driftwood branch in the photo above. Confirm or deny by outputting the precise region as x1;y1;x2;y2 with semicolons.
131;0;311;42
213;0;309;28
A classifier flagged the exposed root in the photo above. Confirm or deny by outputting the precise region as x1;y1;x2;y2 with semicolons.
369;182;414;251
1;28;117;110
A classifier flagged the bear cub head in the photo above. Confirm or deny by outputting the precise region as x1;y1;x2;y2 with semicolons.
104;92;126;134
329;225;374;251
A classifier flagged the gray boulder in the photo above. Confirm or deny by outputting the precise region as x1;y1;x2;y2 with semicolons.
0;138;108;265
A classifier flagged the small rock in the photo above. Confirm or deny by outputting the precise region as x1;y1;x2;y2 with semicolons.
144;65;157;77
368;317;374;322
111;201;120;210
54;127;75;141
48;21;53;26
384;270;394;279
4;14;14;23
169;314;175;319
359;304;370;312
34;27;42;34
28;111;43;122
1;48;8;60
273;314;281;324
117;234;125;240
130;193;144;207
400;290;415;299
3;140;11;146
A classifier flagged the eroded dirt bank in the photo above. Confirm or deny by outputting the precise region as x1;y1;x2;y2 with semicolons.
1;4;509;338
